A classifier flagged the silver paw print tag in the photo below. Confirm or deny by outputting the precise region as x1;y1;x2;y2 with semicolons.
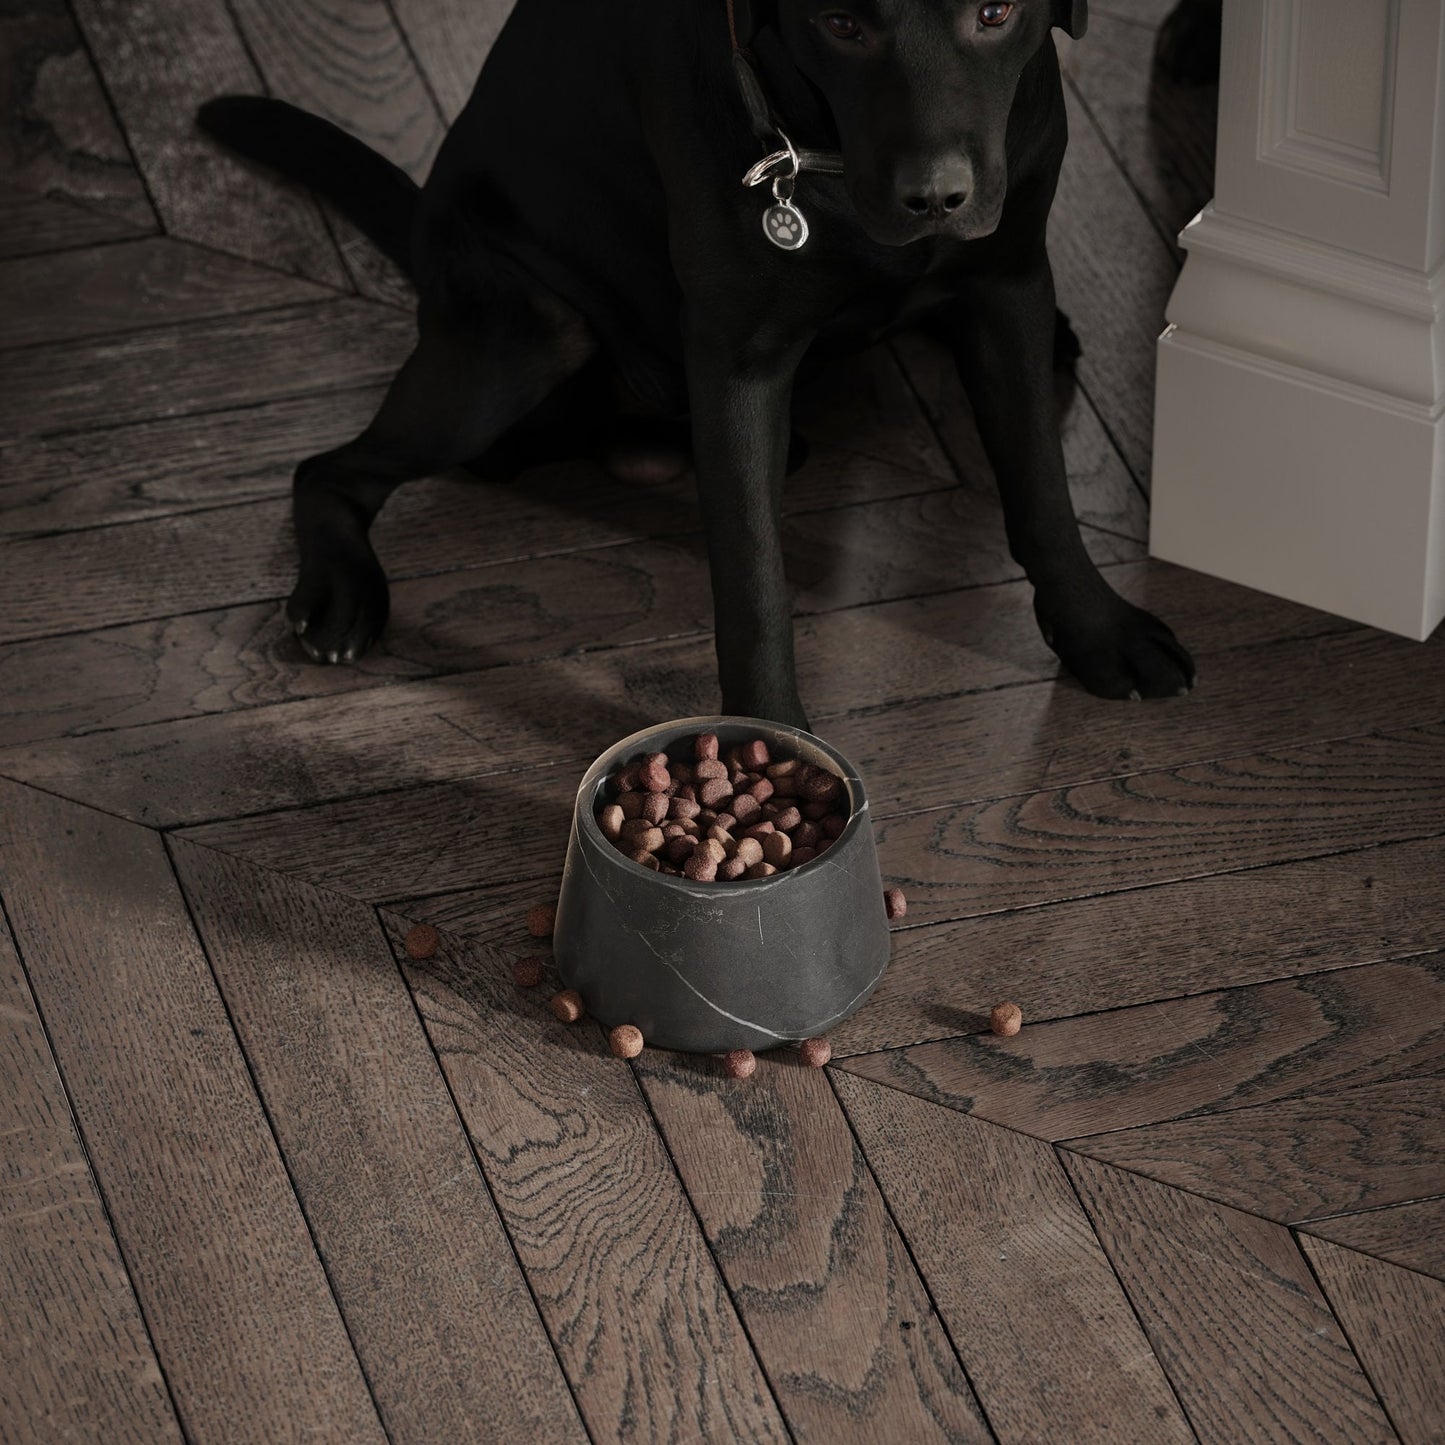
743;131;810;252
763;199;808;250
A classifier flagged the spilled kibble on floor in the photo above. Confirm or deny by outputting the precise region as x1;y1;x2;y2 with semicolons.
550;989;585;1023
404;923;439;959
609;1024;644;1059
799;1037;832;1068
526;902;557;937
990;1001;1023;1037
513;957;545;988
723;1049;757;1079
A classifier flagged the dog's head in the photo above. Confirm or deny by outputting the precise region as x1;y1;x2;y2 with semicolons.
737;0;1085;245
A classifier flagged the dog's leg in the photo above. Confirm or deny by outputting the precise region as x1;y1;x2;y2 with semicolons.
946;258;1195;698
685;323;812;727
288;295;595;662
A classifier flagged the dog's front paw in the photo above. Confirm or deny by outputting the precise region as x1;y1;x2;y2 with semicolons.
1036;590;1195;700
286;538;390;664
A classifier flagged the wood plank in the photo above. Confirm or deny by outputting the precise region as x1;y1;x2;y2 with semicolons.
70;0;348;287
170;841;585;1443
1302;1198;1445;1283
827;624;1445;818
0;778;385;1444
169;711;1445;922
1048;79;1181;487
12;556;1399;832
406;833;1445;1060
0;237;331;349
888;327;1149;541
1063;1153;1393;1445
0;299;414;444
0;915;182;1445
870;722;1445;928
833;833;1445;1055
832;1071;1192;1443
632;1050;991;1442
1302;1237;1445;1445
0;548;1344;753
380;911;790;1442
1062;9;1218;251
1064;1078;1445;1224
0;183;151;261
837;955;1445;1138
390;0;512;121
0;386;385;537
0;3;154;229
0;443;1042;646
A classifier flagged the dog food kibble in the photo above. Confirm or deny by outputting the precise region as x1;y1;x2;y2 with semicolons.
799;1036;832;1068
513;956;545;988
597;733;851;882
990;1001;1023;1037
550;989;585;1023
609;1024;645;1059
526;902;557;937
723;1049;757;1079
404;923;440;959
883;887;907;921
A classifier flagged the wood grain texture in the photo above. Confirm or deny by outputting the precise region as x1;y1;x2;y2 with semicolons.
0;0;154;228
831;832;1445;1055
870;723;1445;927
1062;10;1217;251
1064;1153;1393;1445
0;546;1343;754
0;299;413;444
1049;79;1181;487
1065;1078;1445;1224
1302;1198;1445;1283
633;1050;990;1442
383;913;790;1444
389;0;512;120
0;778;384;1444
1302;1237;1445;1445
888;327;1149;541
69;0;347;285
0;236;330;348
833;1070;1192;1443
0;386;385;538
827;625;1445;817
8;565;1395;830
0;917;182;1445
170;841;584;1443
0;182;151;261
837;955;1445;1139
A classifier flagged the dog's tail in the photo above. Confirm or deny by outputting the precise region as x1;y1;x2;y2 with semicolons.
197;96;420;277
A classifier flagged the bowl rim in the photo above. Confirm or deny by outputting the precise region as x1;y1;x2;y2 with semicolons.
574;714;871;891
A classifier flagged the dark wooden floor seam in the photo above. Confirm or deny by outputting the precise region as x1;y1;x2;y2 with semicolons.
823;1068;1002;1443
1054;1142;1204;1442
374;902;599;1445
0;891;190;1440
160;833;398;1444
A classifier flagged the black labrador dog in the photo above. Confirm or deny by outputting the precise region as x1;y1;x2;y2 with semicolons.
201;0;1194;728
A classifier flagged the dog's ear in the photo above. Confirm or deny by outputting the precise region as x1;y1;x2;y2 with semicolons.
729;0;777;49
1052;0;1088;38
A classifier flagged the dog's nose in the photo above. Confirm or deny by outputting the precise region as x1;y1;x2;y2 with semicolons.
901;188;966;216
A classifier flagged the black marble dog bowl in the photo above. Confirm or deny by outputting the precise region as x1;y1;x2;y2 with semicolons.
553;716;892;1053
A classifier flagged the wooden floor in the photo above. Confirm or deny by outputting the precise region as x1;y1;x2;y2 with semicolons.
3;1;1443;1441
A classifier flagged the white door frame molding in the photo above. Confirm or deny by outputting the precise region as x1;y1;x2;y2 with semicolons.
1150;0;1445;640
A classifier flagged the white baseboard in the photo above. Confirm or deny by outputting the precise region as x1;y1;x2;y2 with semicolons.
1150;207;1445;641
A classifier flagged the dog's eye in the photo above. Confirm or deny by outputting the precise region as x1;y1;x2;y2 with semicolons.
822;12;863;39
979;2;1013;24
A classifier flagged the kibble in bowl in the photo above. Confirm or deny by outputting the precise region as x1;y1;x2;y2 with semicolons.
553;716;892;1055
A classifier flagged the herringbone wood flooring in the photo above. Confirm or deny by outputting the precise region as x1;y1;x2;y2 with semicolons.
2;2;1442;1441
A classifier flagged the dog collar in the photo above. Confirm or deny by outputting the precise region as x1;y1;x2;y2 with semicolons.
727;3;844;250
